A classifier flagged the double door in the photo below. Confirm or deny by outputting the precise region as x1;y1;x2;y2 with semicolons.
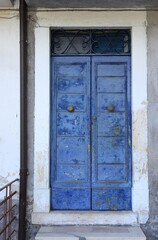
51;56;131;210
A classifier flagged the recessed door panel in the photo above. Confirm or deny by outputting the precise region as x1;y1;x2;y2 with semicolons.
92;188;131;210
57;94;86;111
97;112;126;136
57;137;86;164
98;93;126;112
97;77;126;93
98;137;126;164
52;188;91;210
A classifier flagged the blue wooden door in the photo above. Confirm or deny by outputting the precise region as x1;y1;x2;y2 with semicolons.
51;56;131;210
51;57;91;210
91;56;131;210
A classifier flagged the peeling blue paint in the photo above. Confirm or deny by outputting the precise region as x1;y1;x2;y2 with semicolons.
51;56;131;210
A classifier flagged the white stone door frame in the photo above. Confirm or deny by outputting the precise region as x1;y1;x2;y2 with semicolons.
32;10;149;225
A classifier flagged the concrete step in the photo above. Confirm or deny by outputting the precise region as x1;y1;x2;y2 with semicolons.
35;226;146;240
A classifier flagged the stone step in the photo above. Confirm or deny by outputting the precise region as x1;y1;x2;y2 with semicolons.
35;226;146;240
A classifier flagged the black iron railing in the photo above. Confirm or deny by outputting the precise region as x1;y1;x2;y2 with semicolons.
0;179;19;240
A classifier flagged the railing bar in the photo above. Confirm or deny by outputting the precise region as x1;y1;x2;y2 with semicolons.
9;230;16;237
0;217;16;235
8;188;11;239
6;230;16;240
3;196;7;240
5;196;7;240
8;188;12;239
0;179;19;240
0;204;17;221
1;191;17;201
0;179;19;192
0;192;17;206
0;217;17;236
0;191;17;206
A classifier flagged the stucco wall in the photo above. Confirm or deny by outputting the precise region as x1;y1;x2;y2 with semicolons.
0;8;158;240
147;11;158;217
141;11;158;240
26;10;157;239
0;10;20;186
26;11;40;239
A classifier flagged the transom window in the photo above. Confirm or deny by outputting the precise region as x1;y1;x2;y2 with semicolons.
51;29;131;55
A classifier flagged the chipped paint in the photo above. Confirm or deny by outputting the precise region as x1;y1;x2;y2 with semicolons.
133;107;147;153
132;106;148;183
51;56;131;210
35;150;49;188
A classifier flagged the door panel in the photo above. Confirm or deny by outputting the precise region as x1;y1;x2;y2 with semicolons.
97;64;125;76
91;56;131;210
57;77;85;93
98;137;126;164
57;94;86;111
92;188;131;210
57;112;86;136
51;57;91;210
97;165;126;181
51;56;131;211
57;137;86;164
97;112;126;136
98;93;126;111
56;64;86;76
52;188;91;210
97;77;126;93
56;165;87;181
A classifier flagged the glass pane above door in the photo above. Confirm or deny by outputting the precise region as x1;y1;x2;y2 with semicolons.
51;29;131;55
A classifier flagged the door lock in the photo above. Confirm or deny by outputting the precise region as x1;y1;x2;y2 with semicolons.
92;116;97;120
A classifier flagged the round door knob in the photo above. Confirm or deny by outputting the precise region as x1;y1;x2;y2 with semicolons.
67;105;75;112
107;104;115;112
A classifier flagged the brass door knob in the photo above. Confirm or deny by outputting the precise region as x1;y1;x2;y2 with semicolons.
107;104;115;112
67;105;75;112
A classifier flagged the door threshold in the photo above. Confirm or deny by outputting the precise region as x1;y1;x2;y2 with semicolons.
35;226;146;240
32;211;138;225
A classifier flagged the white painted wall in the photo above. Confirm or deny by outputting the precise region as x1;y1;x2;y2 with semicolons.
0;11;20;186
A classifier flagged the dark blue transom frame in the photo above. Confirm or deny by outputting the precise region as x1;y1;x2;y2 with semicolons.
51;29;131;55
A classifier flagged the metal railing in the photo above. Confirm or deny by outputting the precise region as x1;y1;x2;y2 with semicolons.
0;179;19;240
